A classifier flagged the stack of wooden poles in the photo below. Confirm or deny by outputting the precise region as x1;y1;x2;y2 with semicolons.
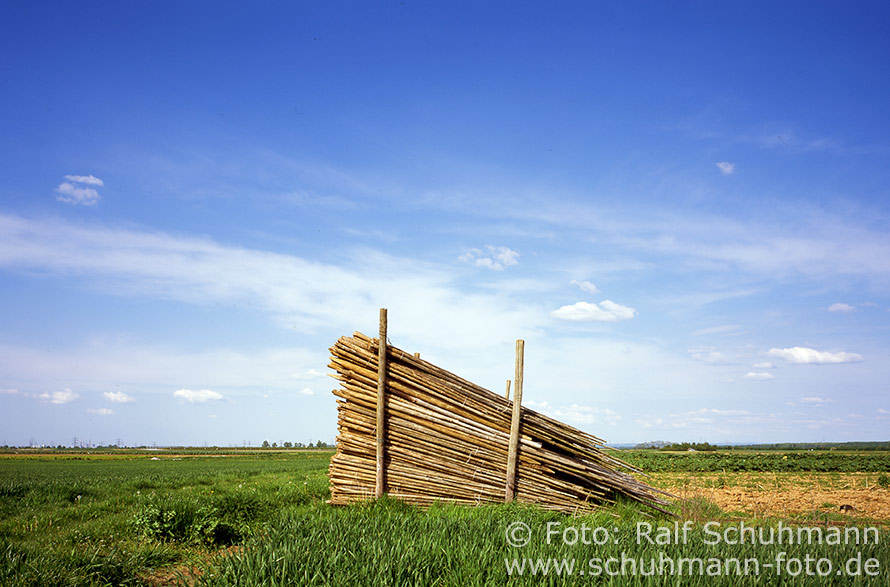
328;331;673;515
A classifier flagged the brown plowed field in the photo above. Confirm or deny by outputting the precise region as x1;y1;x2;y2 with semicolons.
651;472;890;523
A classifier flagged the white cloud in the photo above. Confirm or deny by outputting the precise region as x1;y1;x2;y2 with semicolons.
752;362;774;369
878;408;890;415
702;408;751;416
459;245;519;271
299;387;315;396
0;339;329;405
569;279;600;295
551;300;637;322
64;174;104;187
689;350;734;365
716;161;735;175
526;400;621;426
800;397;831;406
0;213;542;343
422;181;890;284
55;182;100;206
173;388;223;403
103;390;134;403
290;369;324;380
827;302;855;313
1;388;19;395
636;407;754;429
768;346;863;364
38;388;79;404
634;417;665;429
743;371;775;381
87;408;113;415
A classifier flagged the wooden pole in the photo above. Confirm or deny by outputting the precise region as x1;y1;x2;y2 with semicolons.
504;380;511;400
375;308;388;498
505;339;524;501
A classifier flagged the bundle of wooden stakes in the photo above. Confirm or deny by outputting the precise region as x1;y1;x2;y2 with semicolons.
328;332;673;515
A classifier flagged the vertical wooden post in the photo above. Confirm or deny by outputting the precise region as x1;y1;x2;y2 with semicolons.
375;308;388;498
504;380;511;400
505;339;524;501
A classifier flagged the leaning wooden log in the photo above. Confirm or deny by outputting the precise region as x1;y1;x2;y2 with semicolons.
328;332;673;515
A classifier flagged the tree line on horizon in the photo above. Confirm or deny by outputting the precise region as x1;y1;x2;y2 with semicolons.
632;440;890;451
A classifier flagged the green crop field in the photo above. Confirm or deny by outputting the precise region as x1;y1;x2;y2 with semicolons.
1;449;887;586
620;449;890;473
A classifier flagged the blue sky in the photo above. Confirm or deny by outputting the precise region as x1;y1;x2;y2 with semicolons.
2;2;889;447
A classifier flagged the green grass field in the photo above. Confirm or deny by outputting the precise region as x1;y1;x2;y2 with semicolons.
1;450;887;586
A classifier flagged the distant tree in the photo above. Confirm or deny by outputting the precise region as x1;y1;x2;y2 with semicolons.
261;440;270;448
315;440;325;448
283;441;293;448
272;442;278;448
659;442;717;452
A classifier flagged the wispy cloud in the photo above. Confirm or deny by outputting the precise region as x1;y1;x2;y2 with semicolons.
691;324;740;336
569;279;600;295
635;408;763;431
282;188;358;210
799;396;831;406
827;302;855;313
526;400;621;426
551;300;637;322
464;188;890;284
173;388;224;403
38;388;79;404
743;371;775;381
459;245;519;271
299;387;315;396
767;133;833;152
55;174;103;206
1;388;19;395
688;349;734;365
290;369;324;380
0;213;544;342
0;339;327;401
87;407;113;415
768;346;863;364
715;161;735;175
55;182;100;205
64;174;104;186
104;390;134;403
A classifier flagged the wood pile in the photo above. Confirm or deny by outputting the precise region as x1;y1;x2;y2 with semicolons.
328;332;673;515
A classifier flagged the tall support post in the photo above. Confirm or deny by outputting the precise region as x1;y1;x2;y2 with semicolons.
375;308;388;498
505;339;524;501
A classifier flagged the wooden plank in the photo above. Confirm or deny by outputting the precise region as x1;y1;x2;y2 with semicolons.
505;339;524;501
375;308;388;498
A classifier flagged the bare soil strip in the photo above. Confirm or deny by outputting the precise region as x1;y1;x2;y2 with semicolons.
652;472;890;523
